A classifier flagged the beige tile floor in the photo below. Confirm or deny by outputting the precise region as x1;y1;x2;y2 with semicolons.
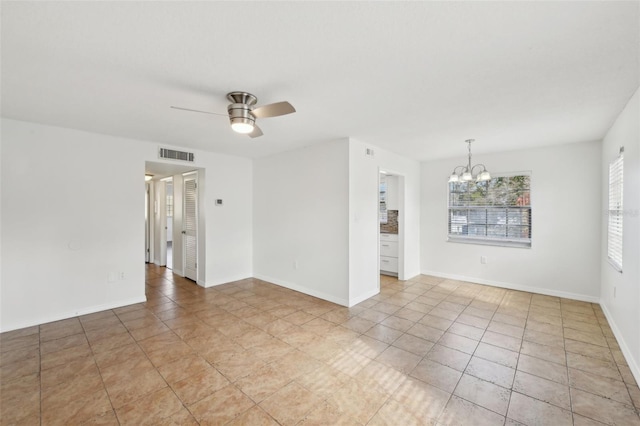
2;264;640;425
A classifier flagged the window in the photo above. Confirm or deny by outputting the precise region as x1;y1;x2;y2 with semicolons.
448;174;531;247
607;151;623;272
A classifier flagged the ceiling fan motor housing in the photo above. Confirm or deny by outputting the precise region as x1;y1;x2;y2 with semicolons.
227;92;257;131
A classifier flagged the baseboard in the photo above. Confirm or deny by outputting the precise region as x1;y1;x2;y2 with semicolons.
0;295;147;333
421;270;600;304
349;288;379;307
599;302;640;386
254;274;349;307
203;274;254;288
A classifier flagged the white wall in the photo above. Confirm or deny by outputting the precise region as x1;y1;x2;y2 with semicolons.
600;87;640;384
421;140;602;302
253;139;350;305
0;118;253;331
201;155;253;286
349;139;422;305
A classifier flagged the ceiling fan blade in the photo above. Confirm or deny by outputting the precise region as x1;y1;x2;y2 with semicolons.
248;124;263;138
170;106;227;117
251;101;296;118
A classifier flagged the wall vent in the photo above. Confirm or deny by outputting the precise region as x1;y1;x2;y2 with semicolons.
159;148;195;162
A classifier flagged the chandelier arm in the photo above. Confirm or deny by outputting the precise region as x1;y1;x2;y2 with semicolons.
470;164;487;174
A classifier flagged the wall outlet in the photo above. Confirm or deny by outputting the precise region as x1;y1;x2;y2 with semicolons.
480;256;487;264
107;272;116;283
118;272;125;280
614;286;617;298
293;260;298;270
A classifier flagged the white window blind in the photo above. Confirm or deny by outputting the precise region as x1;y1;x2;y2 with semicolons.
607;151;624;272
448;174;531;247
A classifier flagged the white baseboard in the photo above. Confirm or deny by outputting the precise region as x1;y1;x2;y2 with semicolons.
599;302;640;387
421;270;600;303
203;274;254;288
0;295;147;333
254;274;349;307
349;288;379;307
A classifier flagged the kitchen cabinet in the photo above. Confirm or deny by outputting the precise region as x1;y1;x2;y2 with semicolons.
380;233;398;275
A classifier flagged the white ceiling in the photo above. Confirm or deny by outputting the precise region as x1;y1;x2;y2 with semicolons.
2;1;638;161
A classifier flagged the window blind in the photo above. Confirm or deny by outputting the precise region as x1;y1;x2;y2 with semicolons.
448;174;531;247
607;152;624;272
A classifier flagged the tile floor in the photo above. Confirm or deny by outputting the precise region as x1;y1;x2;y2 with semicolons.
1;265;640;425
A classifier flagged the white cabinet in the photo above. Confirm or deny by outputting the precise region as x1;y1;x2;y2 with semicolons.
380;233;398;275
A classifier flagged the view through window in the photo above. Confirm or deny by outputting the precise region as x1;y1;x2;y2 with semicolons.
448;174;532;247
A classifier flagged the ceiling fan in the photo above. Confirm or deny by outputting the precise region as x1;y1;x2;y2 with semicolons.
171;91;296;138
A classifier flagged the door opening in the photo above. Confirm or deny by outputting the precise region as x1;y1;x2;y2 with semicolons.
379;170;405;280
165;178;174;270
145;182;150;263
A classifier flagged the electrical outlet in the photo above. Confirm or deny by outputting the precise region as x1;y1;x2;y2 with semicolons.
480;256;487;264
107;272;116;283
118;272;125;280
293;260;298;270
614;286;617;298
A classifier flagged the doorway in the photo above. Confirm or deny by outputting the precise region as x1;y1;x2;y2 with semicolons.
379;170;405;280
164;178;174;270
145;161;204;283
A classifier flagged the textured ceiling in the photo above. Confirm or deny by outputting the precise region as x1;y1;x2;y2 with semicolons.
2;1;638;160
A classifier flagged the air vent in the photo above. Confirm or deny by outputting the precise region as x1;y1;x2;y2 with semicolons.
159;148;195;162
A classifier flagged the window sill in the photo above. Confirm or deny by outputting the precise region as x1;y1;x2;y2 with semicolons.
447;236;531;249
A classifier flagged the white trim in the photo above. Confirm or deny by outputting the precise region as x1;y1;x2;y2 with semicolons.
421;270;600;303
349;288;380;307
600;302;640;386
254;274;349;307
202;274;254;288
0;296;147;333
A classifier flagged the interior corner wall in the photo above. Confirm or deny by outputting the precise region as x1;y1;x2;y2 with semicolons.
348;139;422;306
252;139;350;305
0;118;253;332
600;87;640;384
421;140;602;302
1;119;147;331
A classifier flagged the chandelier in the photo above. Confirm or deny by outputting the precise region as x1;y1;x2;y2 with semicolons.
448;139;491;183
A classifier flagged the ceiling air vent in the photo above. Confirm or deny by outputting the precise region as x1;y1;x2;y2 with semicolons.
159;148;195;162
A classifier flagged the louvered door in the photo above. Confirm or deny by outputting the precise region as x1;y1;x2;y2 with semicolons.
183;173;198;282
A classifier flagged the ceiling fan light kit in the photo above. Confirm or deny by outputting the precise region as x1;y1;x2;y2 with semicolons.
448;139;492;183
171;91;295;138
227;92;257;134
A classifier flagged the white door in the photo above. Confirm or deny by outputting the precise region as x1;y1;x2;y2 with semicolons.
145;183;150;262
183;173;198;282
